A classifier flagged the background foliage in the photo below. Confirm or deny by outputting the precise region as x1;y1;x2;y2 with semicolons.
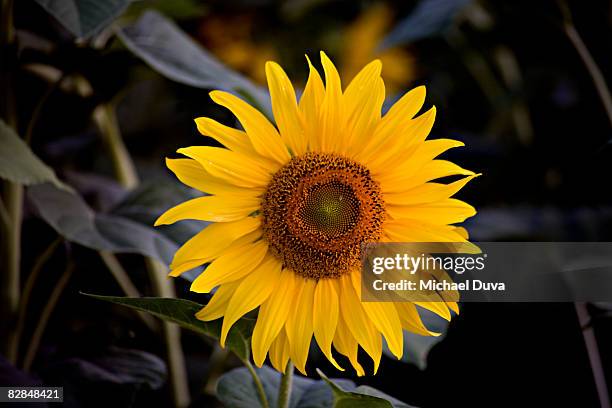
1;0;611;407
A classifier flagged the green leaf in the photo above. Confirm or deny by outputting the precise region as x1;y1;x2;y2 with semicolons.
317;370;394;408
84;294;255;361
217;366;415;408
116;10;272;116
34;0;130;38
27;183;178;265
383;308;450;370
0;119;69;190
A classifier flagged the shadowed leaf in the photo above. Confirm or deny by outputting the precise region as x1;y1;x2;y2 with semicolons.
0;120;70;191
116;10;271;115
33;0;129;38
83;294;254;361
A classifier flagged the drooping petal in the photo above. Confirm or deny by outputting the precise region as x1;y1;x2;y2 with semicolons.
284;275;315;375
269;328;291;373
394;302;441;336
195;281;240;321
332;312;364;376
190;240;268;293
338;274;382;373
178;146;272;189
360;302;404;360
169;217;261;276
154;195;260;225
251;269;297;367
209;90;290;164
266;61;306;155
220;255;282;346
312;278;343;371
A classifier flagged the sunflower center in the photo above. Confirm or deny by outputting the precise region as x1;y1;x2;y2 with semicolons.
262;152;385;280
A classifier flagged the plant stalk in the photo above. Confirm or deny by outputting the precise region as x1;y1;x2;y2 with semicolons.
575;302;610;408
245;360;269;408
278;361;294;408
12;237;62;364
0;0;21;364
558;0;612;129
99;251;158;332
22;261;75;371
94;99;189;407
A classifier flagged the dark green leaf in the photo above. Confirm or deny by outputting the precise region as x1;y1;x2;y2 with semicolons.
116;10;271;116
380;0;471;49
34;0;130;38
317;370;393;408
27;183;177;265
217;366;357;408
0;119;70;190
84;294;255;361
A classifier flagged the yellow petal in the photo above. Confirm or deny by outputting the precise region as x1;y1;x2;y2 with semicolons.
266;61;306;155
394;302;441;336
361;301;404;360
178;146;271;189
376;85;426;145
209;90;290;164
194;117;254;155
168;258;207;277
251;269;297;367
377;140;469;193
220;255;281;346
383;219;471;242
169;217;261;276
345;76;385;155
332;312;364;376
384;175;479;206
415;302;451;321
299;56;325;151
387;198;477;225
154;195;260;225
195;281;240;321
366;107;437;174
166;158;253;195
319;51;343;152
285;275;315;375
343;60;384;152
406;160;476;188
313;279;343;371
190;240;268;293
269;328;291;373
338;274;382;373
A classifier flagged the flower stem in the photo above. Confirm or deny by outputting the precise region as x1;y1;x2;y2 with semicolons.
278;361;294;408
244;360;269;408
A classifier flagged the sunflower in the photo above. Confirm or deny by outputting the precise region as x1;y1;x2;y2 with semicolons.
155;51;477;376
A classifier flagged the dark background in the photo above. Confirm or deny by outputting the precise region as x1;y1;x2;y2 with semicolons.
2;0;612;407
